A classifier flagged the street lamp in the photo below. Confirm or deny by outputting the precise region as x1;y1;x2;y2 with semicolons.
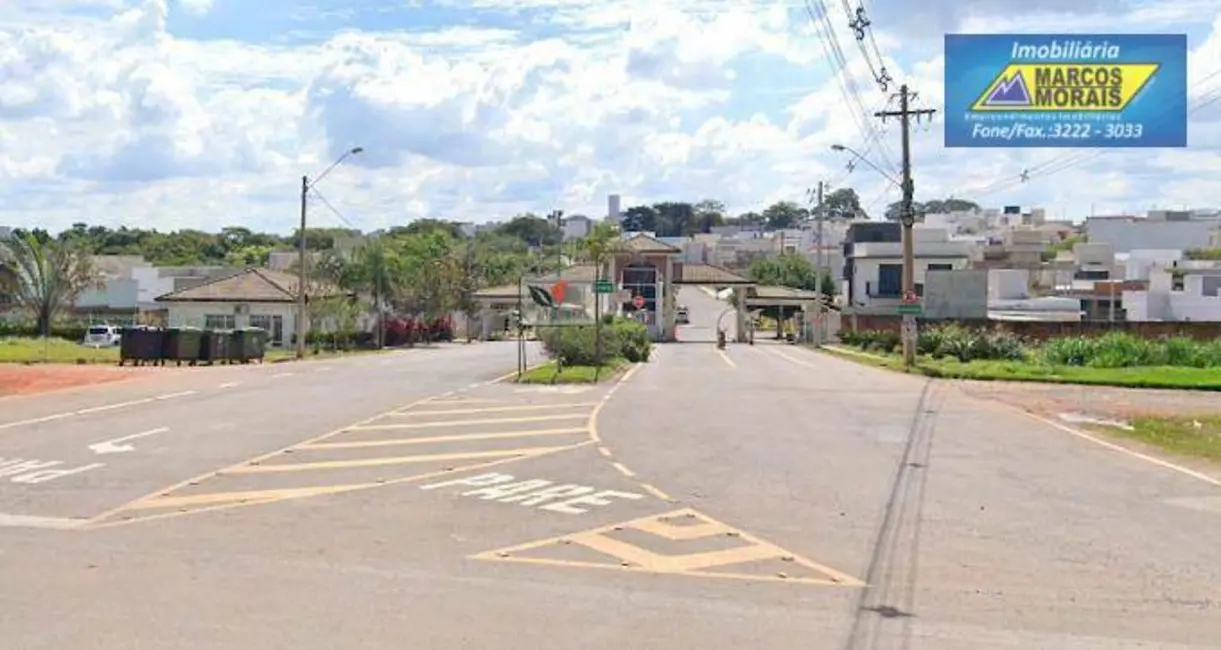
830;144;901;188
297;146;363;359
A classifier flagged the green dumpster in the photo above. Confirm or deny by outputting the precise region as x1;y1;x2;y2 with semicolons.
230;327;267;364
163;327;203;366
119;327;164;366
199;329;231;365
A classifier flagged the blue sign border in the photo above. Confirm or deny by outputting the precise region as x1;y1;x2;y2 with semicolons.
944;33;1187;148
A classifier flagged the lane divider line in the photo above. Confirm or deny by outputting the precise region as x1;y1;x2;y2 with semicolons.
0;390;199;431
611;462;637;478
639;484;674;502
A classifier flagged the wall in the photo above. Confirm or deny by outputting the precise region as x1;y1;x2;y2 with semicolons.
848;313;1221;341
1086;218;1221;253
923;270;987;319
165;302;299;346
76;278;139;310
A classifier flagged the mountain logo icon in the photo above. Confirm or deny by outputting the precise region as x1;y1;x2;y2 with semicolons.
980;71;1032;107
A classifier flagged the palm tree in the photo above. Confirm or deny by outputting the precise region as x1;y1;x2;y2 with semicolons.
0;231;100;338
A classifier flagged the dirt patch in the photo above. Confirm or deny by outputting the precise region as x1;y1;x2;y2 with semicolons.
956;379;1221;420
0;365;160;397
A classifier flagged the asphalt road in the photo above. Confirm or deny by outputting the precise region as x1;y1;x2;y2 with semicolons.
2;297;1220;649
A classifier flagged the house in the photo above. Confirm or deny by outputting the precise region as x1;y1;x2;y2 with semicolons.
154;268;345;347
562;215;593;241
1086;212;1221;253
1124;263;1221;322
841;222;974;312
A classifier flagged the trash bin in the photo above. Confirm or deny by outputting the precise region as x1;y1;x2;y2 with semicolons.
199;329;231;365
162;327;203;366
119;327;164;366
231;327;267;364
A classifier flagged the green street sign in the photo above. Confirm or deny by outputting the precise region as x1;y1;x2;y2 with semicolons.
897;303;922;315
594;280;614;294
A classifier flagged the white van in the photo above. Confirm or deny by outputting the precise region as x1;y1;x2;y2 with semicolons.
82;325;122;348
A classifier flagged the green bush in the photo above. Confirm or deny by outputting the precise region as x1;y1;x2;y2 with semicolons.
538;317;651;366
0;321;90;342
916;324;1026;362
1041;332;1221;368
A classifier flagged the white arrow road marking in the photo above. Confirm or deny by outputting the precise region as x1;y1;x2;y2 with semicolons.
88;427;170;455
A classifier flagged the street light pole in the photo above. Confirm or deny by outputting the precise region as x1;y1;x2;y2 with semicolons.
296;174;309;359
296;146;363;360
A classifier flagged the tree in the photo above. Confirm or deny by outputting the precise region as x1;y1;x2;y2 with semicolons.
653;201;695;237
693;199;726;233
822;188;864;220
748;253;820;292
761;201;808;230
620;205;659;233
495;214;561;247
0;231;101;336
391;219;467;239
885;197;981;221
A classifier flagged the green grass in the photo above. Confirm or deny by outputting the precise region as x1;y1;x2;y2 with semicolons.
0;337;120;364
822;345;1221;390
1093;416;1221;463
517;358;627;384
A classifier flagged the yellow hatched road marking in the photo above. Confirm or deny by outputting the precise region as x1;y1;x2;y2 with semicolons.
473;508;864;587
128;484;375;510
226;447;568;474
303;427;588;449
351;414;587;430
397;402;598;416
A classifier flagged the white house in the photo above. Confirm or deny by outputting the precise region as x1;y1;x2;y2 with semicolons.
154;268;345;347
562;215;593;241
1124;265;1221;322
1086;213;1221;253
842;223;975;311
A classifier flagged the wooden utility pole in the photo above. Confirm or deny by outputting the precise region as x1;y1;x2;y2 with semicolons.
875;84;935;368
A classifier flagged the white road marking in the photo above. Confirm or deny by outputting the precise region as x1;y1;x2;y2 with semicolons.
420;472;643;514
1022;411;1221;488
0;513;88;530
272;373;294;379
0;413;73;430
156;391;197;400
76;399;153;414
217;382;241;389
0;457;105;484
87;427;170;455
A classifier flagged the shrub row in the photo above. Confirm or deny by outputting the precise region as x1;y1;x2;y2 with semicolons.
1042;332;1221;368
0;321;94;342
839;325;1025;362
841;326;1221;368
539;316;652;366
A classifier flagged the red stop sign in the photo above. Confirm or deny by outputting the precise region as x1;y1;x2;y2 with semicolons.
632;295;645;309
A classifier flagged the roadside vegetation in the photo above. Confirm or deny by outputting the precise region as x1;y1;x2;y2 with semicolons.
523;316;651;384
834;325;1221;390
1089;416;1221;464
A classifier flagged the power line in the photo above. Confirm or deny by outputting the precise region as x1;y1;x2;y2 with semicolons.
803;0;900;176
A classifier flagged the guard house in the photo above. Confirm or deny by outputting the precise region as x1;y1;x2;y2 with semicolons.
610;233;754;342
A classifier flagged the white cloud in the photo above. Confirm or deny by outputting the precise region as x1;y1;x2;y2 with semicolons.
0;0;1218;234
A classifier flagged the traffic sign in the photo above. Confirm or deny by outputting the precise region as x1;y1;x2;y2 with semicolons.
900;291;919;304
897;303;922;315
632;295;645;309
594;280;614;294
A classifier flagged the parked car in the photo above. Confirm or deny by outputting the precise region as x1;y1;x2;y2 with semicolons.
676;305;690;324
82;325;122;348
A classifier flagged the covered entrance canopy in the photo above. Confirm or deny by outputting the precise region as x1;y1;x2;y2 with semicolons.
742;285;836;343
670;262;755;343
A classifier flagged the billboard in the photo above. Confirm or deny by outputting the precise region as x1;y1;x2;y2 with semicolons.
944;34;1187;148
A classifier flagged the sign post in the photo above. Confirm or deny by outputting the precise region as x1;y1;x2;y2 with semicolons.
899;291;920;359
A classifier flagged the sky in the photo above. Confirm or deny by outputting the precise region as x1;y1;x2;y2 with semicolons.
1;0;1219;235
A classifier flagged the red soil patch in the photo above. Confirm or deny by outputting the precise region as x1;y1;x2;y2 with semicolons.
0;365;156;397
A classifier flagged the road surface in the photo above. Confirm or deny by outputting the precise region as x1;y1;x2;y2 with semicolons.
1;303;1220;648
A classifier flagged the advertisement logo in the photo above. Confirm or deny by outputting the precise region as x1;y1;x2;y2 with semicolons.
944;34;1187;149
971;63;1159;112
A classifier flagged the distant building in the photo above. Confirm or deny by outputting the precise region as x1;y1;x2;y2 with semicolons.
841;222;974;312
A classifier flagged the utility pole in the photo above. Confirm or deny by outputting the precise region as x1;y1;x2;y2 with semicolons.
296;175;309;360
875;84;935;368
814;181;825;345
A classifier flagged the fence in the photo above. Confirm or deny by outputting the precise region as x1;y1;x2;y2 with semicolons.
846;314;1221;341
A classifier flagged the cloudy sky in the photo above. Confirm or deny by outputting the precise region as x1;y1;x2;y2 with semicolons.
1;0;1218;234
